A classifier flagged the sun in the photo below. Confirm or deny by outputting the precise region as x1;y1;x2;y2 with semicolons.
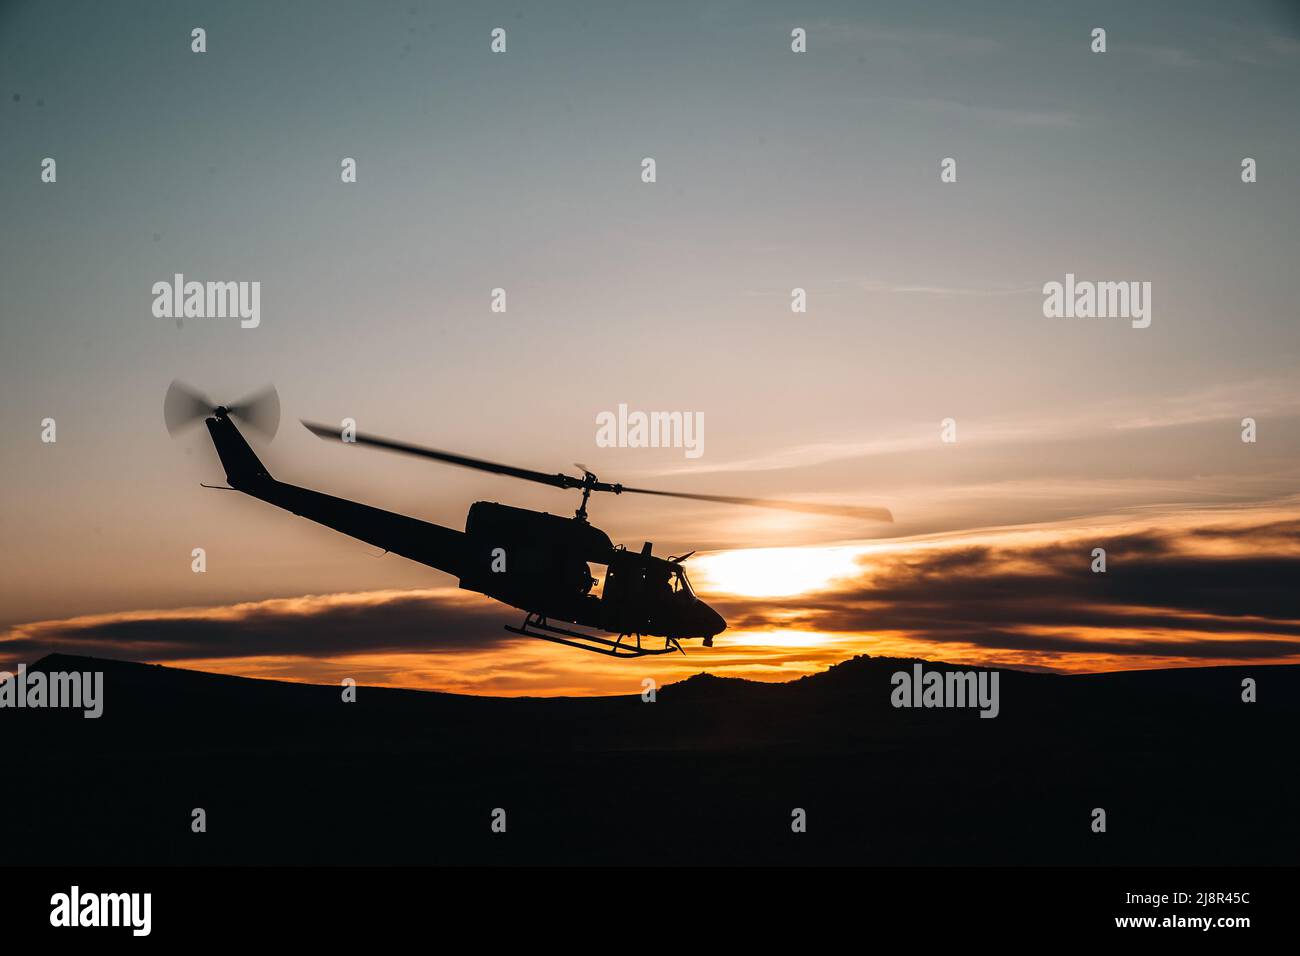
690;546;866;598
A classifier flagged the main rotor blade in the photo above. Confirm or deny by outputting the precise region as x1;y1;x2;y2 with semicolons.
300;421;605;491
227;385;280;439
164;380;214;435
301;420;891;521
619;486;893;522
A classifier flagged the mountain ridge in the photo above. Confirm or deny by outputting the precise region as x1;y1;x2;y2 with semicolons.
21;650;1294;701
7;650;1297;865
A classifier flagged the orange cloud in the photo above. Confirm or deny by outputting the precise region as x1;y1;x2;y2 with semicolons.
5;506;1299;695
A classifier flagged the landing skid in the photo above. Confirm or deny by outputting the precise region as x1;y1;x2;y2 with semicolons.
505;612;684;658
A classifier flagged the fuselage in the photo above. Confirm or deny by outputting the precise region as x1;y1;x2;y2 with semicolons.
205;413;726;641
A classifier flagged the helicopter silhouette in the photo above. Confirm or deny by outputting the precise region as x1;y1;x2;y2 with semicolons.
166;382;893;658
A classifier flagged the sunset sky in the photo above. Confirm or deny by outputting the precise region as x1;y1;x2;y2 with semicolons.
2;1;1298;695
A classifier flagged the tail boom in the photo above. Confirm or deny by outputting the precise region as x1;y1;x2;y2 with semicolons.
205;414;465;577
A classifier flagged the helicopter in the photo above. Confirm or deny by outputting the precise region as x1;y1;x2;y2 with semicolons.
165;382;893;658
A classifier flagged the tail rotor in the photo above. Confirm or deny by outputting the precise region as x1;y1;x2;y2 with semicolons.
164;380;280;440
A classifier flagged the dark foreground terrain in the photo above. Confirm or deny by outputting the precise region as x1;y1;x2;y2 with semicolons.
4;653;1297;865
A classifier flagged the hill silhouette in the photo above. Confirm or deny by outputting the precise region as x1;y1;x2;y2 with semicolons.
4;653;1297;865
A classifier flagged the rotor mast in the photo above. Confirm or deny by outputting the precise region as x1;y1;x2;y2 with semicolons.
572;466;620;522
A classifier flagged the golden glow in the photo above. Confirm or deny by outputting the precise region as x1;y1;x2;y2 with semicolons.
7;504;1300;697
727;628;834;648
691;546;866;597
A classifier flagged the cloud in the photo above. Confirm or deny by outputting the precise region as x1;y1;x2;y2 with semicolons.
5;512;1299;690
717;516;1300;662
0;588;513;670
893;96;1079;129
1132;45;1207;69
809;22;1003;57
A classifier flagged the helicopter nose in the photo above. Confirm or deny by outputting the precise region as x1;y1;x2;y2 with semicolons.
699;602;726;637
